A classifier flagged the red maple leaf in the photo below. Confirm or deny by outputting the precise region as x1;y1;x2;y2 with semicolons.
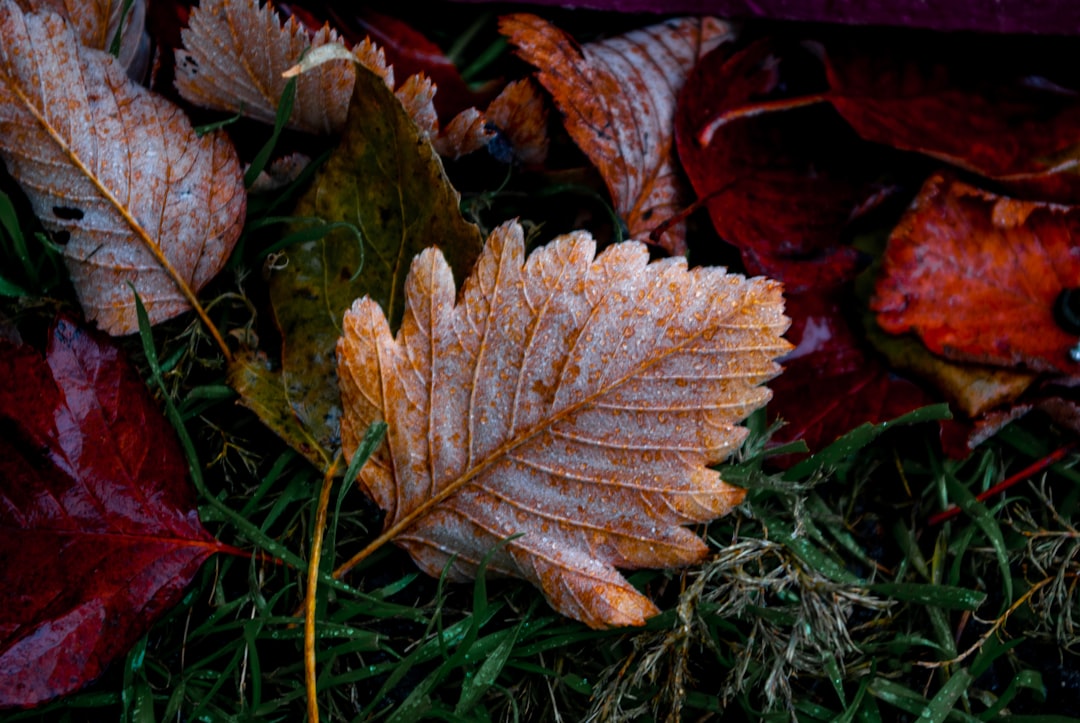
0;318;234;707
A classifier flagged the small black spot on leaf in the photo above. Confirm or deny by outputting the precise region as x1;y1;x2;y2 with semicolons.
53;206;84;221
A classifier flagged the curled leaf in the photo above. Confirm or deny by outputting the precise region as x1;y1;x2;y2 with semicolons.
484;78;550;165
503;13;730;255
338;222;790;628
0;1;245;334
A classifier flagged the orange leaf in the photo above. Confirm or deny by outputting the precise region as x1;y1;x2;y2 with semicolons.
484;78;550;165
337;222;790;628
873;173;1080;374
0;1;245;335
501;14;730;255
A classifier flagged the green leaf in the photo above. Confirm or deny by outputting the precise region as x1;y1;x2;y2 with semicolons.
235;61;483;464
944;473;1014;607
228;350;332;469
868;677;979;722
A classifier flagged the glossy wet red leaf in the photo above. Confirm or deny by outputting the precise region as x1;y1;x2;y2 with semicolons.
873;173;1080;375
675;39;893;284
824;38;1080;203
0;318;231;708
769;291;934;459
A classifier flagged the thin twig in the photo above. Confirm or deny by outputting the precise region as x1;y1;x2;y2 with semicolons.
915;573;1076;669
306;455;341;723
929;443;1076;525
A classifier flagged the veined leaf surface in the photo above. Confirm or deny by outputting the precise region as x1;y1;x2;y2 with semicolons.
338;222;791;628
0;0;245;334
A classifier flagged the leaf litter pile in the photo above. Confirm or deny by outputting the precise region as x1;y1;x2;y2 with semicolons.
2;1;1080;721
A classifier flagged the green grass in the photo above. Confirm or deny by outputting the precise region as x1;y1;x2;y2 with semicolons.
3;7;1080;722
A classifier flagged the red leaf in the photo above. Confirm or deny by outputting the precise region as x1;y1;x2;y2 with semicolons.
873;173;1080;375
825;38;1080;203
0;318;229;707
675;39;893;284
769;291;934;460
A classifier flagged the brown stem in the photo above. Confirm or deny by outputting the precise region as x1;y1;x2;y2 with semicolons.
305;455;341;723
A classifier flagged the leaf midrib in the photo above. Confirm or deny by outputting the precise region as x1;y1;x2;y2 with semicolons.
1;29;231;355
385;274;771;546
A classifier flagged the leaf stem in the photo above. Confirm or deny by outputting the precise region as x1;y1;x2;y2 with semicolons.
306;455;341;723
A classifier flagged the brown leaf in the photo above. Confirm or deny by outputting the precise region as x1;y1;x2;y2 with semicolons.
337;222;790;628
177;0;498;157
501;14;731;255
432;106;494;159
0;1;245;334
483;78;550;165
176;0;357;134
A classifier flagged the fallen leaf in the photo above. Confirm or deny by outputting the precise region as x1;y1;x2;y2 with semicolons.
176;0;358;134
939;406;1033;459
179;0;501;160
675;38;895;282
233;58;483;467
16;0;147;74
483;78;550;165
0;1;245;334
502;13;730;256
337;222;790;628
0;318;231;707
768;290;935;460
825;38;1080;202
227;349;330;467
433;106;495;159
863;309;1035;418
873;173;1080;374
326;6;489;121
941;395;1080;458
